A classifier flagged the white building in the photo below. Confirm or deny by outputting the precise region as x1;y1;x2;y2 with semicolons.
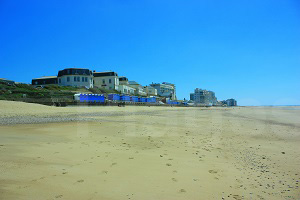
117;85;136;95
93;71;119;91
144;86;157;96
150;82;176;100
57;68;93;88
128;81;147;96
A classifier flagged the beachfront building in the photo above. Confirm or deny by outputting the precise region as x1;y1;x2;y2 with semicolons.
117;85;136;95
190;88;217;106
119;76;129;85
190;93;195;101
226;98;237;106
32;76;58;86
150;82;176;100
143;86;157;96
93;71;119;91
117;77;136;94
57;68;93;88
129;81;147;96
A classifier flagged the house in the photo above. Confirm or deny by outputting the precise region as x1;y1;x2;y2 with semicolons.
57;68;93;88
32;76;58;86
93;71;119;91
128;81;147;96
143;86;157;96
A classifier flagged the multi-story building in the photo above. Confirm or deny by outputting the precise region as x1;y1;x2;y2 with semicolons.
143;86;157;96
190;88;217;106
226;98;237;106
129;81;147;96
93;71;119;91
118;76;129;85
32;76;58;86
150;82;176;100
57;68;93;88
117;77;136;95
190;93;195;101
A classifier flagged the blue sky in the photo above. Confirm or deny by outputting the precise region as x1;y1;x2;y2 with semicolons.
0;0;300;105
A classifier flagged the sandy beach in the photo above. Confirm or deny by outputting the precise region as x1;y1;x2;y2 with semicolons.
0;100;299;200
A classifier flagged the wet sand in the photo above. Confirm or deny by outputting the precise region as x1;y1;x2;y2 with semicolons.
0;101;299;200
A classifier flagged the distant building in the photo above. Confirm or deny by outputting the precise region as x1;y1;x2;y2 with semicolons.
143;86;157;96
190;88;217;106
57;68;93;88
32;76;58;86
226;98;237;106
93;71;119;91
119;76;129;84
117;77;136;95
190;93;195;101
129;81;147;96
150;82;176;100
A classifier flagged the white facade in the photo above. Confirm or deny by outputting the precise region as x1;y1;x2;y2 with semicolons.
128;81;147;96
58;75;93;88
144;86;157;96
93;72;119;91
57;68;93;88
117;85;136;95
150;82;176;100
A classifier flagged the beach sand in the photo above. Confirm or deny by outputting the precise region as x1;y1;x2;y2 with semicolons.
0;100;299;199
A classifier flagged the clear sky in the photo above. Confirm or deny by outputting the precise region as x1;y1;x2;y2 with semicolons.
1;0;300;105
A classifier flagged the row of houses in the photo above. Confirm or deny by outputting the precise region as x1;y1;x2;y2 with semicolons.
32;68;177;100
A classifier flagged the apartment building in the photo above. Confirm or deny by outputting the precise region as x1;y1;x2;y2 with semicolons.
128;81;147;96
143;86;157;96
190;88;217;106
93;71;119;90
57;68;93;88
150;82;176;100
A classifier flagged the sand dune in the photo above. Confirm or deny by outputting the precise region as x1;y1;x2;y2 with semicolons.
0;101;299;199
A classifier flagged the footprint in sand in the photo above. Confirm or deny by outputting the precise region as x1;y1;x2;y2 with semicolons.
111;162;117;167
179;189;186;193
55;195;63;198
172;178;178;182
209;170;218;174
166;163;172;166
77;179;84;183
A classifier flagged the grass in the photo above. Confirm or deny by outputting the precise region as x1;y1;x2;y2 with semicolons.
0;82;119;102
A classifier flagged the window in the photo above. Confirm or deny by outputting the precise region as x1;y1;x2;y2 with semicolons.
35;81;38;85
85;77;88;82
82;77;84;82
67;77;70;82
74;77;76;82
102;79;105;84
109;79;112;84
77;77;80;82
59;79;61;83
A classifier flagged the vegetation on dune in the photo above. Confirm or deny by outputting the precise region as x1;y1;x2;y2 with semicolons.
0;82;119;102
